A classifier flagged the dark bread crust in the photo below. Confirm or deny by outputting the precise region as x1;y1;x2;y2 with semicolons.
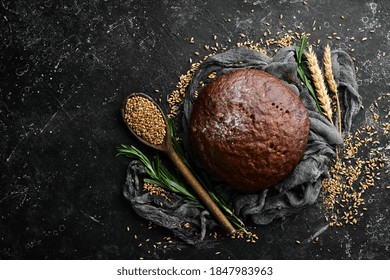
190;69;310;193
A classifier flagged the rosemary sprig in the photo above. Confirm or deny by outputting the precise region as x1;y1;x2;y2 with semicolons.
116;144;199;203
295;36;323;114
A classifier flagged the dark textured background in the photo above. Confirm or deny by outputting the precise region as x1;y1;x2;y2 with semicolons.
1;0;389;259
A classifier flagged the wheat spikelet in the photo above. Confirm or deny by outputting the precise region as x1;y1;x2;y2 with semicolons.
324;45;342;135
323;46;338;93
306;45;333;124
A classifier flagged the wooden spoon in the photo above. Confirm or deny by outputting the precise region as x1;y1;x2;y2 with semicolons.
122;93;236;235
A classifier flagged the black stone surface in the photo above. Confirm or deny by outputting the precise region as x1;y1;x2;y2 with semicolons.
1;0;389;259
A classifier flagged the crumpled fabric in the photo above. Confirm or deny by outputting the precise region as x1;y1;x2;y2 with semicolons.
123;160;215;245
123;46;361;244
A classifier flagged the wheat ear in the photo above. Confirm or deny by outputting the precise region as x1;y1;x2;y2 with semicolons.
306;45;333;124
324;45;342;135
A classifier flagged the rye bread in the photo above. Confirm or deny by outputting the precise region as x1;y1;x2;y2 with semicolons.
190;68;310;193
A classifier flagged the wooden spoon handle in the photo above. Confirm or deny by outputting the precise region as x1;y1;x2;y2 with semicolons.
167;149;236;235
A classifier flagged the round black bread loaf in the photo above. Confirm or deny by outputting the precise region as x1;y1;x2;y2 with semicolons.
190;68;310;193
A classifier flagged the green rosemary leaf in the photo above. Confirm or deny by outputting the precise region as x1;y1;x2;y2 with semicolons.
144;178;166;188
155;156;197;200
168;119;189;166
116;144;199;203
